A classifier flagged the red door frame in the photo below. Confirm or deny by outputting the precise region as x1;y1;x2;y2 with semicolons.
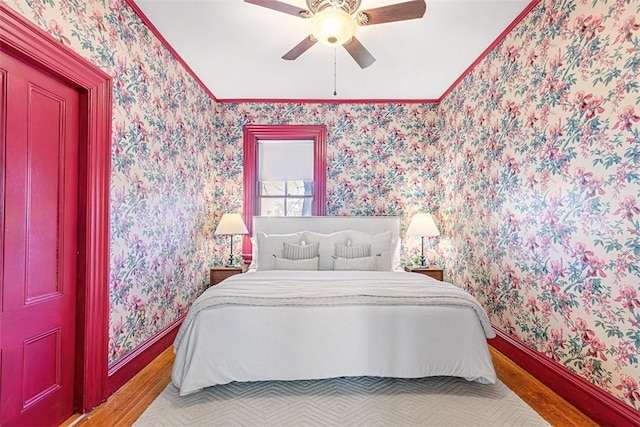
242;124;327;257
1;5;112;413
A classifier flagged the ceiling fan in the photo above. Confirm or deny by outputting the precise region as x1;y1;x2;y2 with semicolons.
245;0;427;69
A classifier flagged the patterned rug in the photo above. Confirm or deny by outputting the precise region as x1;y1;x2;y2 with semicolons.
134;376;550;426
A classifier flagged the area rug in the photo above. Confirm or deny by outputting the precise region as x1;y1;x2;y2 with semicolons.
134;376;550;426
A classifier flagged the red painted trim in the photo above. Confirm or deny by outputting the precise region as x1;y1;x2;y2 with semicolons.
1;4;112;413
242;128;258;259
439;0;542;102
107;316;183;395
242;125;327;258
491;328;640;427
0;69;5;318
219;98;440;105
313;128;327;216
125;0;218;103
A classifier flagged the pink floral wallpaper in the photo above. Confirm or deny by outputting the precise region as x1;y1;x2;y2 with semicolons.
438;0;640;410
210;102;443;278
214;102;440;217
5;0;639;412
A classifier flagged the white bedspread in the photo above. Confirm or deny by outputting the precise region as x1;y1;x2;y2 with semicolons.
173;271;497;395
175;271;494;347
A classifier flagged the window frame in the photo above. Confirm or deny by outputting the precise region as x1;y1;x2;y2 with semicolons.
242;124;327;258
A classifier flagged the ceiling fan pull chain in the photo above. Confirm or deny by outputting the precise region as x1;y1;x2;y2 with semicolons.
333;46;338;96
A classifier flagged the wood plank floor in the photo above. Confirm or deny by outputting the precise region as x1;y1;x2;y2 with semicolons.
64;346;597;427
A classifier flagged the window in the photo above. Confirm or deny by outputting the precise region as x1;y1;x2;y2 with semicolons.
243;125;327;256
258;140;314;216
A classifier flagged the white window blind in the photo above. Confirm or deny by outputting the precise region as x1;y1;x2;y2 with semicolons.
258;140;313;181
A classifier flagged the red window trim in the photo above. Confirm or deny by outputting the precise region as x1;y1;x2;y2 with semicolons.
242;124;327;258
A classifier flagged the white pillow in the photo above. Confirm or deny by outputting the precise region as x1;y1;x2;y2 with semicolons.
347;230;394;271
333;256;377;271
256;232;303;270
274;256;319;271
283;242;319;260
302;231;349;270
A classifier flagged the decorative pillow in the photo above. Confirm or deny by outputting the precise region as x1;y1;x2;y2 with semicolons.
347;231;394;271
333;255;378;271
334;243;371;259
282;242;320;260
302;231;349;270
274;256;319;271
256;232;303;270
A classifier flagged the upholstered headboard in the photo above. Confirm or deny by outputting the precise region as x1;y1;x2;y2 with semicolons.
252;216;401;269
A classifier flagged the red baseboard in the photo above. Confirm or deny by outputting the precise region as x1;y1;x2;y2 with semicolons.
106;316;184;396
491;328;640;427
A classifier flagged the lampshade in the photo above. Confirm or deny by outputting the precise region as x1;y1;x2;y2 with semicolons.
311;8;356;46
406;213;440;237
214;213;248;235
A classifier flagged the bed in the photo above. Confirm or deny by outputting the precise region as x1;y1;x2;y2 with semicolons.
172;216;496;396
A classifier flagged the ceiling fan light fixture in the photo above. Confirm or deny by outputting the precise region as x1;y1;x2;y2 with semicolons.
310;8;356;46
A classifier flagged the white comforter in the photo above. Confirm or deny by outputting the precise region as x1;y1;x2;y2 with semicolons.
173;271;497;395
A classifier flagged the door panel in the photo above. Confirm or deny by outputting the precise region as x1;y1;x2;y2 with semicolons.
23;328;61;407
26;86;64;303
1;52;80;427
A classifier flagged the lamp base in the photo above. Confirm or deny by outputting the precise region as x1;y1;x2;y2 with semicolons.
225;253;235;268
418;255;426;267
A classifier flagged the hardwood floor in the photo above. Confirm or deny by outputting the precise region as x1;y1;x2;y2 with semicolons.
490;348;598;426
64;345;597;427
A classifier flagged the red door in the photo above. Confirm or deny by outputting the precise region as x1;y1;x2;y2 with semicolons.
1;52;80;426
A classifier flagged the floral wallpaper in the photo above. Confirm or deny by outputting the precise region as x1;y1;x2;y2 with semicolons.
213;102;440;221
211;102;443;271
438;0;640;410
6;0;639;413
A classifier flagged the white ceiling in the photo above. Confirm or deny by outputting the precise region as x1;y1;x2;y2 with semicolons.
134;0;531;101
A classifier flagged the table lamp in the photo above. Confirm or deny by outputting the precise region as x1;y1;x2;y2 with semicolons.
406;213;440;267
214;213;249;267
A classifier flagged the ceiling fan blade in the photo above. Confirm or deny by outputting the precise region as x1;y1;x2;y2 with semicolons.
282;36;317;60
343;37;376;69
358;0;426;25
244;0;308;17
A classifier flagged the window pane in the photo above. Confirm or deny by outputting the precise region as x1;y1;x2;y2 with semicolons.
261;197;285;216
286;197;314;216
287;181;313;196
301;197;313;216
261;181;285;196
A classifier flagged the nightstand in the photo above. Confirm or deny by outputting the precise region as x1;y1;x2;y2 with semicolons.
404;266;444;281
209;265;247;286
